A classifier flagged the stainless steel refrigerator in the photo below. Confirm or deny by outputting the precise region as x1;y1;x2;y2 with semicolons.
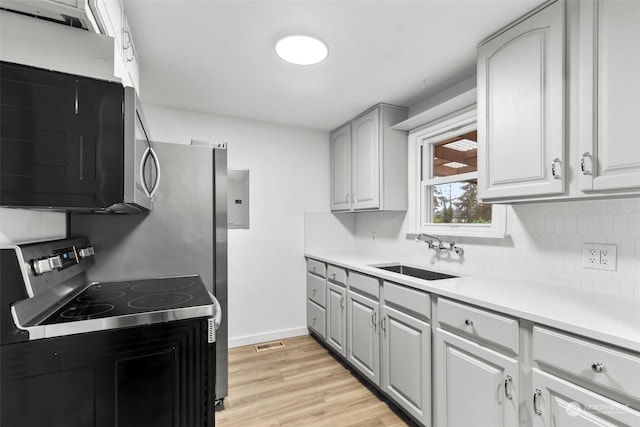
70;141;228;403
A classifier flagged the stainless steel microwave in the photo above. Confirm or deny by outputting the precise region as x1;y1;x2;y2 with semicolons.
0;61;160;213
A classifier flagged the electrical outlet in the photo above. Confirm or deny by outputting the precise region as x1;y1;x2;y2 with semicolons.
599;244;616;271
582;243;617;271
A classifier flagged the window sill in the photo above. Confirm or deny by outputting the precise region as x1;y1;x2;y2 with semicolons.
409;225;510;239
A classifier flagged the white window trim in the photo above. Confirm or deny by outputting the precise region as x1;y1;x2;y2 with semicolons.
408;106;508;239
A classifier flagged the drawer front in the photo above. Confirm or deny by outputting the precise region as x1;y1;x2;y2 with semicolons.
533;326;640;401
307;272;326;308
307;300;326;339
306;259;326;278
383;281;431;321
348;271;380;299
438;298;519;355
327;265;346;287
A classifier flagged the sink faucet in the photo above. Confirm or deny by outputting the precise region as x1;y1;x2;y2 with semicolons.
414;233;464;256
414;233;442;245
415;233;444;253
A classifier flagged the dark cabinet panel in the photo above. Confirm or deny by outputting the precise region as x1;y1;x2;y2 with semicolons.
116;349;177;427
0;319;213;427
0;61;124;209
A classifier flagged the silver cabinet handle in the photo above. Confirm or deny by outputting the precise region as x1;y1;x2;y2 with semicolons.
533;388;542;415
371;312;377;333
504;375;513;400
332;273;336;280
312;288;316;296
551;157;561;180
345;193;349;203
591;362;605;373
464;318;473;326
380;316;386;333
580;152;593;176
351;193;355;204
312;266;316;273
340;295;345;310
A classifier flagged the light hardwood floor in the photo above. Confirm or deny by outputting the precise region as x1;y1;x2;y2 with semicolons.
216;335;415;426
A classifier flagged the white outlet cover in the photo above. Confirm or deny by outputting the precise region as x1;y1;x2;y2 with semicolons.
582;243;617;271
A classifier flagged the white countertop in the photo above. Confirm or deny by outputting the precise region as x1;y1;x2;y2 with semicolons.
305;251;640;353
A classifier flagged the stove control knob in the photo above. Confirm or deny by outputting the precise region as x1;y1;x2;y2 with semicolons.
33;256;63;275
78;246;95;259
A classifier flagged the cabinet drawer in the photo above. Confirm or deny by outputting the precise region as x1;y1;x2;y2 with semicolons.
533;326;640;402
438;298;519;355
306;259;326;278
383;281;431;321
306;273;326;308
327;265;346;287
348;271;380;299
307;300;326;339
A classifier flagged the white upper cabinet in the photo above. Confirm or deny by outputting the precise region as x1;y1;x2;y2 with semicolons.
330;124;352;211
91;0;140;94
478;0;565;201
329;104;408;212
352;109;381;210
578;0;640;193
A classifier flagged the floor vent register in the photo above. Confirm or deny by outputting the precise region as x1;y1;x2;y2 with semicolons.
254;340;286;353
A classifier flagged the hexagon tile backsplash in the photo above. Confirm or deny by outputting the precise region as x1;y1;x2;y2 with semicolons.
305;198;640;298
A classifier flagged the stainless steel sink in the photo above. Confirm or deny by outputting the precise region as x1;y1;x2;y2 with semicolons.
374;264;457;281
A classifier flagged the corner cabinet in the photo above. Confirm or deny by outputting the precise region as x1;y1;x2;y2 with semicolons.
577;0;640;193
330;104;408;212
477;0;565;201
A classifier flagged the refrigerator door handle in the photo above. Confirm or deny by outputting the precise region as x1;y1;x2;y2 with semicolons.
211;293;222;330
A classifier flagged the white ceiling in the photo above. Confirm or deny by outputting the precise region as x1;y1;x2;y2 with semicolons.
123;0;544;131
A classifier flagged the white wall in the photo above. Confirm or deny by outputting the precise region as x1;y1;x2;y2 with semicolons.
142;104;330;347
0;208;66;246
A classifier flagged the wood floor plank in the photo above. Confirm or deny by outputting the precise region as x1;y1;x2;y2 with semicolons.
216;334;415;426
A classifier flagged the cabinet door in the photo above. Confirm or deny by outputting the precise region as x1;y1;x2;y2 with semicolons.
326;282;347;357
578;0;640;192
381;305;431;426
330;124;352;211
347;290;380;385
435;328;519;427
532;369;640;427
351;109;380;210
478;0;565;200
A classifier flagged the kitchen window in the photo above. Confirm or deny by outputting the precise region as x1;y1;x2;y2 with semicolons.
412;107;506;238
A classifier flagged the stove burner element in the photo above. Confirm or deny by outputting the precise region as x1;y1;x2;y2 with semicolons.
89;282;131;291
128;293;194;309
131;280;194;292
77;291;126;303
60;304;115;319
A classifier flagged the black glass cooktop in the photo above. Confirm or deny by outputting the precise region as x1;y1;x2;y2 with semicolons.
43;276;213;324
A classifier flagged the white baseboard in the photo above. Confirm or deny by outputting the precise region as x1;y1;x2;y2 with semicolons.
228;327;309;348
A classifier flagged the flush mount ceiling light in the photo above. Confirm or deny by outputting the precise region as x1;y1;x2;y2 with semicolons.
275;34;328;65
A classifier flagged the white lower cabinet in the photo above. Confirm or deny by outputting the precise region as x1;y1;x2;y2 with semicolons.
347;290;380;386
532;369;640;427
435;328;519;427
326;282;347;357
381;304;431;426
305;259;638;427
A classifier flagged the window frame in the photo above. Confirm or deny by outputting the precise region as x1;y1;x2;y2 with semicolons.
409;106;507;238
